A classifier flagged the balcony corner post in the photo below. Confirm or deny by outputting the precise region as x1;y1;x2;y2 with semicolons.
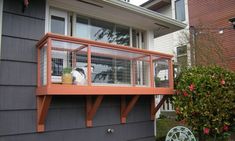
168;59;174;89
47;37;52;87
150;55;154;88
87;45;92;86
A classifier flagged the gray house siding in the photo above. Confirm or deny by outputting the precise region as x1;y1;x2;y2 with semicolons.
0;0;154;141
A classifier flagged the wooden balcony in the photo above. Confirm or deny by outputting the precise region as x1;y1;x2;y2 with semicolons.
35;33;174;132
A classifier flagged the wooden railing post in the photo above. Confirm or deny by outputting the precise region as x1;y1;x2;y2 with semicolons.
37;47;41;87
168;59;174;88
132;60;136;86
150;55;154;87
47;38;52;87
87;45;92;86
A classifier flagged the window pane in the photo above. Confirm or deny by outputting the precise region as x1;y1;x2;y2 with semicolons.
76;16;90;39
177;55;187;67
175;0;185;21
177;45;187;55
116;25;130;46
52;58;63;76
90;19;115;43
51;16;65;34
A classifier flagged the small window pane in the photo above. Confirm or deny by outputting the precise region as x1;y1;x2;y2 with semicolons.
52;58;63;76
175;0;185;21
177;56;187;67
116;25;130;46
76;16;90;39
51;16;65;34
177;46;187;55
90;19;115;43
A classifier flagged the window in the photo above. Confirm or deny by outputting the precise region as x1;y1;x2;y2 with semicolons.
49;9;68;35
48;8;147;85
76;16;131;46
52;58;63;76
90;18;115;43
51;16;66;35
175;0;185;21
177;46;187;67
75;16;90;39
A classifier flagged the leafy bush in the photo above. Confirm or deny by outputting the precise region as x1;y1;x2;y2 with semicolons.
173;66;235;140
63;67;72;74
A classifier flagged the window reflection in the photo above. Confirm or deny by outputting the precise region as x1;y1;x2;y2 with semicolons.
76;16;131;46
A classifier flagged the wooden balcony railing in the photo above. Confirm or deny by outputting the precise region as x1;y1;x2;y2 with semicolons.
35;33;174;132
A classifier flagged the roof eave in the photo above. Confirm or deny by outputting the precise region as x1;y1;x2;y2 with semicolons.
101;0;186;30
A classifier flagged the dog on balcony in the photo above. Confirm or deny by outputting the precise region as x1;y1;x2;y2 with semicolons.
71;66;94;85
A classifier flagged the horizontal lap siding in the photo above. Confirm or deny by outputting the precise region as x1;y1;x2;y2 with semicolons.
0;121;154;141
0;96;152;136
1;36;37;63
0;0;154;140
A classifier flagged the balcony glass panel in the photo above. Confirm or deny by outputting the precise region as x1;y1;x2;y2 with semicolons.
134;59;150;86
50;39;88;85
40;43;47;86
91;46;148;86
154;59;169;87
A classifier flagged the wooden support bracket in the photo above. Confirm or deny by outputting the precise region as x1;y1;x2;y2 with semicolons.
37;95;52;132
151;95;167;120
121;95;140;123
86;95;104;127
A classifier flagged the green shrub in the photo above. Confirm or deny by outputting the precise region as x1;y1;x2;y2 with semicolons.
63;67;72;74
173;66;235;140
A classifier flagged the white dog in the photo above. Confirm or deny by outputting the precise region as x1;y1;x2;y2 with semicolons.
71;66;94;85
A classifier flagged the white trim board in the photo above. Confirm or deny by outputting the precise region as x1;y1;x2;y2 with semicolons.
0;0;3;60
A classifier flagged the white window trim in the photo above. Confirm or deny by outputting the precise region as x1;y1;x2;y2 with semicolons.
0;0;3;60
49;8;68;35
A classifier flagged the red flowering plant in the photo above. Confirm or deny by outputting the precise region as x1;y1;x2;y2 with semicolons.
173;66;235;140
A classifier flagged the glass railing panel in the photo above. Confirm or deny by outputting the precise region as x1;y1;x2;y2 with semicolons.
91;46;132;85
133;56;150;87
154;59;169;87
51;39;88;85
40;43;47;86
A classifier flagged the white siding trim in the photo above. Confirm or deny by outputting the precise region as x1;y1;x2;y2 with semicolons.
45;0;49;33
0;0;3;60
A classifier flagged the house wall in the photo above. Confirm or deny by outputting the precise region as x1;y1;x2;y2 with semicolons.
154;0;190;61
0;0;154;141
188;0;235;71
156;5;172;18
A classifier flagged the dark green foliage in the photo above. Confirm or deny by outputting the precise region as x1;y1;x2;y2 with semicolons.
173;66;235;139
63;67;72;74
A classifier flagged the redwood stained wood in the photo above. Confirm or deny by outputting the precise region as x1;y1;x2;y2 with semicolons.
151;95;167;120
121;95;140;123
86;96;104;127
37;96;52;132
